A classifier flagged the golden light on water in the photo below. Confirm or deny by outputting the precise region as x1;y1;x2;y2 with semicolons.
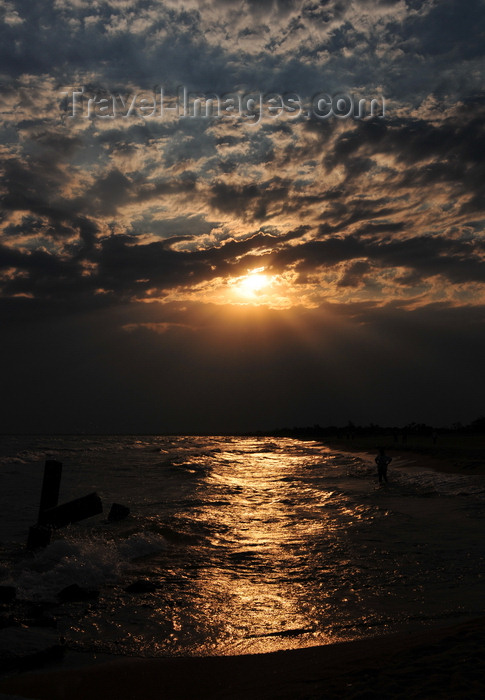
56;437;473;659
167;442;348;655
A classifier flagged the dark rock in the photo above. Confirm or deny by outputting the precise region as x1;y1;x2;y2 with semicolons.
124;580;157;594
0;587;16;604
108;503;130;522
22;604;57;628
24;615;57;629
57;584;99;603
0;614;18;630
23;603;47;618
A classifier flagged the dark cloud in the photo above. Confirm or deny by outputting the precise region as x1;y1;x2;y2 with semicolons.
210;179;289;219
338;260;372;287
267;233;485;287
0;0;482;101
1;0;485;430
2;100;485;318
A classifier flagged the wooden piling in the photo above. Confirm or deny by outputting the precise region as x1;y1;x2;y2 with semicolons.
27;460;63;549
37;460;62;519
27;460;103;548
27;524;52;550
38;492;103;529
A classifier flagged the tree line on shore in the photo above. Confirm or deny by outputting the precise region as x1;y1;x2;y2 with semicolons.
253;416;485;440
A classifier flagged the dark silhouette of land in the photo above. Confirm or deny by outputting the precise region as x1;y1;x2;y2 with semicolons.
256;416;485;475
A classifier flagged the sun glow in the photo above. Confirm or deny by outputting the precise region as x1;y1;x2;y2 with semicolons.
155;266;303;309
238;270;270;295
222;267;300;307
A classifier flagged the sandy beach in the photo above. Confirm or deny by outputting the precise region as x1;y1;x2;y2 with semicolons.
1;615;484;699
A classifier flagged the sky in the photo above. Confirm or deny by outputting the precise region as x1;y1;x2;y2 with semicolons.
1;0;485;433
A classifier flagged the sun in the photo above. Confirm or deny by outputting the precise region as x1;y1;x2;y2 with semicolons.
240;272;270;294
225;266;293;306
237;269;270;297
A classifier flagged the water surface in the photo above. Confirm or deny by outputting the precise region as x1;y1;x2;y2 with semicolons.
1;435;484;656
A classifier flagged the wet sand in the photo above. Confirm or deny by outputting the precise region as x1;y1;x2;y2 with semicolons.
1;616;485;699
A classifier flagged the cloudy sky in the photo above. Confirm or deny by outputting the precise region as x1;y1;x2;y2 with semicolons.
1;0;485;433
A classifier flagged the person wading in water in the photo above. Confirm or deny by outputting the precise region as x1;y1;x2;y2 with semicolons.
375;448;392;484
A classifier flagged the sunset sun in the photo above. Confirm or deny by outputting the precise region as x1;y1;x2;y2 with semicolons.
239;270;270;295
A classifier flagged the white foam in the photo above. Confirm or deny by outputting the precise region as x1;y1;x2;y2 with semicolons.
1;531;167;603
394;467;485;498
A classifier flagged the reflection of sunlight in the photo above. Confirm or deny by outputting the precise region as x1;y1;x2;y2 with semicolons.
121;437;374;657
180;442;338;654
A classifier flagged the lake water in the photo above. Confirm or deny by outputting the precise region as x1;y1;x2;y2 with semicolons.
1;435;485;657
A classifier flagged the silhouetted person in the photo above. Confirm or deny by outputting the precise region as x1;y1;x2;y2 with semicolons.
375;448;392;484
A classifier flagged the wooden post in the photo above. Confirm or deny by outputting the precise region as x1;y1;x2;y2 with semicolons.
27;524;52;550
27;461;103;548
27;460;62;549
38;460;62;519
38;492;103;529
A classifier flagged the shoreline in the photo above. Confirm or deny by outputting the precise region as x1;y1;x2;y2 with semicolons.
323;437;485;476
1;615;484;699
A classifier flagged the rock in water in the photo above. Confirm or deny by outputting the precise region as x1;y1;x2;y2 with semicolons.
57;584;99;603
125;580;157;593
108;503;130;522
0;587;15;604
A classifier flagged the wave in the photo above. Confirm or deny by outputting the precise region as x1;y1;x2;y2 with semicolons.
0;531;167;603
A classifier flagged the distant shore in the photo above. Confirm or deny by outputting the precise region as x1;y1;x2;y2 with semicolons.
322;433;485;476
1;616;485;699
